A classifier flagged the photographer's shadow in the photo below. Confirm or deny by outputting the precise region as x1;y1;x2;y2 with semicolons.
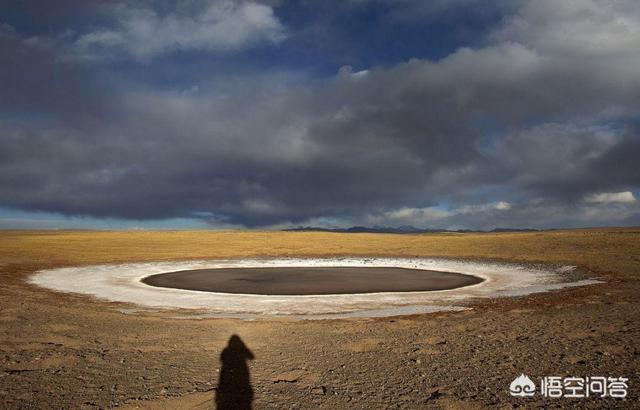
215;335;254;410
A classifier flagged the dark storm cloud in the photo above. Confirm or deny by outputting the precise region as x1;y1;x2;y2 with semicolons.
495;126;640;201
1;0;640;228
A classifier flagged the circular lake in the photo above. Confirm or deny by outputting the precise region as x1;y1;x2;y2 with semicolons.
141;267;484;295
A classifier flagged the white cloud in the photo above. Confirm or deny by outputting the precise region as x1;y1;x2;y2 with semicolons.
456;201;512;213
492;0;640;59
381;202;512;226
495;201;512;210
585;191;636;204
385;206;453;221
75;0;286;60
372;198;640;230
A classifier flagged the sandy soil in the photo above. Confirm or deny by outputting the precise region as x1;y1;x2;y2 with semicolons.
0;228;639;409
142;267;483;295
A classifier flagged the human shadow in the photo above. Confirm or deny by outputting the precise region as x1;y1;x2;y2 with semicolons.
215;335;255;410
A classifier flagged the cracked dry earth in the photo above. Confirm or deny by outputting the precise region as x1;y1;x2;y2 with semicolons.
0;230;639;409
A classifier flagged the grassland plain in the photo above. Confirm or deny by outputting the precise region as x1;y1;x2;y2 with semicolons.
0;228;639;409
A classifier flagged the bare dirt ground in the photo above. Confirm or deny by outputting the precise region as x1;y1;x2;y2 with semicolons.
0;228;639;409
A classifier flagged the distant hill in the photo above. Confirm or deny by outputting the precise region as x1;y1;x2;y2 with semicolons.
282;226;539;234
489;227;539;233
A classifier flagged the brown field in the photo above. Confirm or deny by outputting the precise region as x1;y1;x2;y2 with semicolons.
1;228;639;408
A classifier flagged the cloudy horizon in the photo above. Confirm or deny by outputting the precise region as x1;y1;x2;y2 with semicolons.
1;0;639;230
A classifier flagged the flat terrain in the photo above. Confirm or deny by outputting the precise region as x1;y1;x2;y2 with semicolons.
0;228;639;409
142;267;483;295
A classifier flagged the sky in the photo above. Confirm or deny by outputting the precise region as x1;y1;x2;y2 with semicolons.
1;0;639;230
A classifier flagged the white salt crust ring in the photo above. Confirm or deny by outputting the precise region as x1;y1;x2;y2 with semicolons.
29;258;601;318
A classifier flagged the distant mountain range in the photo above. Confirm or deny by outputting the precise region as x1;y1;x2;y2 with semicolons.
282;226;540;234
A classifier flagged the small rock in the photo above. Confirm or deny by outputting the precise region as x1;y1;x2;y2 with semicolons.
428;386;446;400
567;356;586;365
425;336;447;345
311;386;326;395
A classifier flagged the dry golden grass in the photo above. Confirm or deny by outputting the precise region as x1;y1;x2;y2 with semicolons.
1;228;639;277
